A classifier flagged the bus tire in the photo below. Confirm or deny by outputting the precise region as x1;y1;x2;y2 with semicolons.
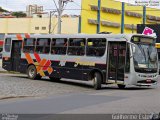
27;65;38;80
118;84;126;89
93;72;102;90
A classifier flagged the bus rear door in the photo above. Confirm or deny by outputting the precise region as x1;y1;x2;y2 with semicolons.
11;40;22;71
107;41;127;84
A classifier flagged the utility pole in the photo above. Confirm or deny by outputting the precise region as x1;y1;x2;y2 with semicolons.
56;0;73;34
97;0;101;33
143;5;146;24
49;11;56;34
78;16;81;33
121;2;125;34
132;24;134;33
58;0;62;34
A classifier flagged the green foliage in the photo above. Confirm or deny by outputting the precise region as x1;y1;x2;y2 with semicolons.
11;12;27;18
0;7;8;12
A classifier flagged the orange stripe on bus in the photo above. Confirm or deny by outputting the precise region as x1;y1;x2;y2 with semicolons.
39;70;45;77
22;41;24;49
43;60;51;71
25;33;30;38
25;53;34;64
47;67;53;74
34;53;41;63
16;34;23;40
36;59;47;72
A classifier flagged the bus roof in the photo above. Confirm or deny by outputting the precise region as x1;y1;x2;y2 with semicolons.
4;33;155;40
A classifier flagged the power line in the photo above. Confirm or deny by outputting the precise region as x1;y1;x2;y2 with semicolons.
51;22;58;33
52;0;59;12
55;0;74;34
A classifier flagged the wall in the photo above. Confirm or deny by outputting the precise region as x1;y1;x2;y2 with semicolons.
81;0;160;34
0;17;79;35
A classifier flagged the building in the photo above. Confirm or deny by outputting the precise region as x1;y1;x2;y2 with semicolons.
0;16;79;40
26;5;43;17
80;0;160;34
1;0;160;39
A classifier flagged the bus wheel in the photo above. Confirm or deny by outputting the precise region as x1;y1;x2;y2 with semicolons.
27;65;38;80
93;72;102;90
49;77;61;81
118;84;126;89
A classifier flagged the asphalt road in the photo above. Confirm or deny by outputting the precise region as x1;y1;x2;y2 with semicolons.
0;73;160;114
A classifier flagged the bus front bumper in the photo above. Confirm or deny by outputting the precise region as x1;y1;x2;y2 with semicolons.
136;80;157;86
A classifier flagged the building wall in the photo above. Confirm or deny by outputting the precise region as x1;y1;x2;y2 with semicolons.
124;3;143;33
101;0;122;34
51;17;79;34
0;17;79;35
81;0;160;34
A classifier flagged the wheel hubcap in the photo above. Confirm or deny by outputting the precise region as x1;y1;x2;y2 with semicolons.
29;68;35;77
93;76;97;86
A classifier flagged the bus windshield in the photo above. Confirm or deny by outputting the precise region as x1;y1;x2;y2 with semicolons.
132;38;158;73
131;36;158;73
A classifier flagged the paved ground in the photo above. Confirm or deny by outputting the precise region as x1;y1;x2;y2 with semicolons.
0;73;160;114
0;73;93;99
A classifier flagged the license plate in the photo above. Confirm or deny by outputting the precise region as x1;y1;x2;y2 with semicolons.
146;79;151;83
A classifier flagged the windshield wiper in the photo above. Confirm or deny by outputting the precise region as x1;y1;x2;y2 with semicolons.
138;44;147;62
147;48;151;60
148;46;157;62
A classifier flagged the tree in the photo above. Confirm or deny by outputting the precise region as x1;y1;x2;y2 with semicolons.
0;7;8;12
11;12;27;18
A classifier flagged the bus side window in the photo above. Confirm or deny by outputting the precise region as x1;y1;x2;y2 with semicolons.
51;38;67;55
23;38;36;53
35;38;51;54
87;38;106;57
67;38;86;56
0;48;2;53
5;38;11;52
51;39;56;54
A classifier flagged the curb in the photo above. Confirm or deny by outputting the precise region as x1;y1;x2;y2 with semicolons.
0;71;8;73
0;71;21;74
0;96;35;100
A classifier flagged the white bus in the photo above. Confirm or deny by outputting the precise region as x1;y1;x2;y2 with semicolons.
2;34;159;89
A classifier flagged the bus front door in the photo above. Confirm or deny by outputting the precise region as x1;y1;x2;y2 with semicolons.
107;42;126;84
11;41;22;71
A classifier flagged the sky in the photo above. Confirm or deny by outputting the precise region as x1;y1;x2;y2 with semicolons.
0;0;82;15
0;0;160;15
